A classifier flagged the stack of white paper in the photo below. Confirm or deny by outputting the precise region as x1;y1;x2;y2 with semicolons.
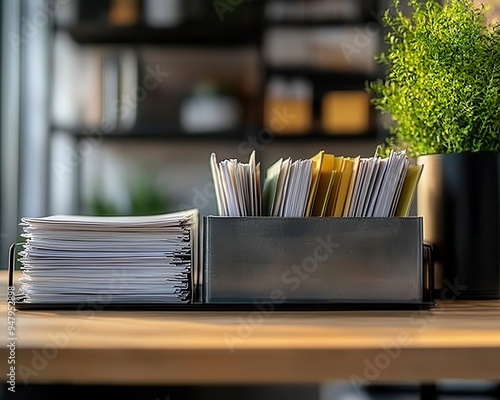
262;157;313;217
210;151;261;216
347;150;410;217
18;209;198;304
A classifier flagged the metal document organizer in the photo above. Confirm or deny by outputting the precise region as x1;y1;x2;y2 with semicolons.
203;216;430;305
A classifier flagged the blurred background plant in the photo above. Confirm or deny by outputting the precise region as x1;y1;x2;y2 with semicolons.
87;170;170;216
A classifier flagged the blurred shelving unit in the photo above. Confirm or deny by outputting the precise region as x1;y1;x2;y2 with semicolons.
261;0;382;140
48;0;385;214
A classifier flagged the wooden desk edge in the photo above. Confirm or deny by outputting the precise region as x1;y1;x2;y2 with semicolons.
2;347;500;385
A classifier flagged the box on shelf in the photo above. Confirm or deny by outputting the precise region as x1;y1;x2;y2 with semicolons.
322;91;370;135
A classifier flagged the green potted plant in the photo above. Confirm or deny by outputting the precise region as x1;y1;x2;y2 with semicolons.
370;0;500;298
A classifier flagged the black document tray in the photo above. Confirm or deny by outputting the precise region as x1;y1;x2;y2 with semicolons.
7;219;435;312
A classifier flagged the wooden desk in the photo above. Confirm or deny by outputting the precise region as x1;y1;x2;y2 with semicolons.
1;274;500;385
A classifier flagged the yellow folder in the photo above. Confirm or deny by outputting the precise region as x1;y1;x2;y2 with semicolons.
333;158;355;217
325;157;345;216
305;150;325;216
311;153;335;216
395;164;424;217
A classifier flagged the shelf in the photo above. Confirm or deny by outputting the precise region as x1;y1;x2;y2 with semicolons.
248;130;379;141
53;125;251;141
264;67;378;91
58;23;263;46
265;66;376;80
54;125;379;142
263;19;376;28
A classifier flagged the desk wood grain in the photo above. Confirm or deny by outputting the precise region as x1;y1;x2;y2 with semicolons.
1;274;500;385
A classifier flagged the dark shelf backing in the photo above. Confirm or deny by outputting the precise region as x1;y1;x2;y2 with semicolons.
60;24;263;46
263;0;380;27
